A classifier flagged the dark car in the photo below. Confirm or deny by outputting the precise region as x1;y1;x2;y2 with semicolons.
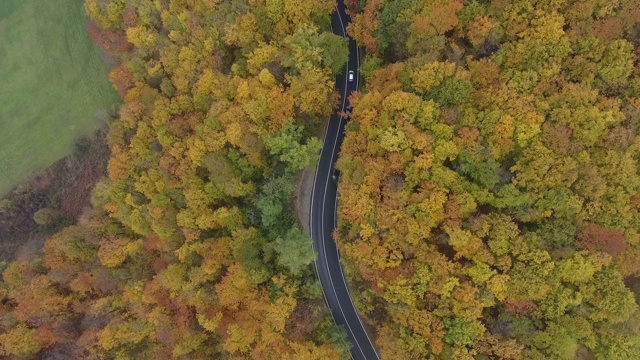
332;168;341;181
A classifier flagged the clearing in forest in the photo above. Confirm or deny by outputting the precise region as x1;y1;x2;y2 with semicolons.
0;0;117;195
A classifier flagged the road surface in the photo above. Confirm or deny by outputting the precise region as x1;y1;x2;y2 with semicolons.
309;2;380;360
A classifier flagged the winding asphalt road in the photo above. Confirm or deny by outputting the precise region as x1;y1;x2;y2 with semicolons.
309;2;380;360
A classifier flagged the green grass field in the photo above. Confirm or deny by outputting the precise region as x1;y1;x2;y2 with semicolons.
0;0;118;196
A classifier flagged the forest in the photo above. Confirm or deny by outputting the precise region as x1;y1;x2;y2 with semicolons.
2;0;640;359
0;0;351;358
335;0;640;358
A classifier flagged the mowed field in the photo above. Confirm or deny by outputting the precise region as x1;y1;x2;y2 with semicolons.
0;0;118;195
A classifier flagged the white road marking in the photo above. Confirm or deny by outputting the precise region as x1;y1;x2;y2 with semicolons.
310;5;379;360
332;32;381;360
331;7;381;360
311;14;357;360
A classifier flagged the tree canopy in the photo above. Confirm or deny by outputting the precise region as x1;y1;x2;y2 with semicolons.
338;0;640;358
0;0;348;358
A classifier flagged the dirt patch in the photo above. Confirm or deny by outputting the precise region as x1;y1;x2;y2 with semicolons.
60;148;109;219
295;164;318;236
0;129;112;262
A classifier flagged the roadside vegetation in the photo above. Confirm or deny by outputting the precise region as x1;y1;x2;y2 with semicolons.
335;0;640;358
0;0;350;358
0;0;118;196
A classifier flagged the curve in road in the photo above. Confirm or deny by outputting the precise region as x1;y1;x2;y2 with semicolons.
309;2;380;360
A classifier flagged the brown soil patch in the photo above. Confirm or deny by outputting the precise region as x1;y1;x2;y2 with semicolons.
0;130;111;262
60;152;108;219
295;164;317;236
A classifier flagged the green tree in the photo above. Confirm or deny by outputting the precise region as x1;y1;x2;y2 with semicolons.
274;226;317;276
263;119;322;171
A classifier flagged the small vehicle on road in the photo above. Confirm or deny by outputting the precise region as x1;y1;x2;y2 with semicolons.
348;70;354;82
332;168;341;181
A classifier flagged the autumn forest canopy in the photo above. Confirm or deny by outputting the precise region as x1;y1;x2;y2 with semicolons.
1;0;350;358
0;0;640;359
337;0;640;358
